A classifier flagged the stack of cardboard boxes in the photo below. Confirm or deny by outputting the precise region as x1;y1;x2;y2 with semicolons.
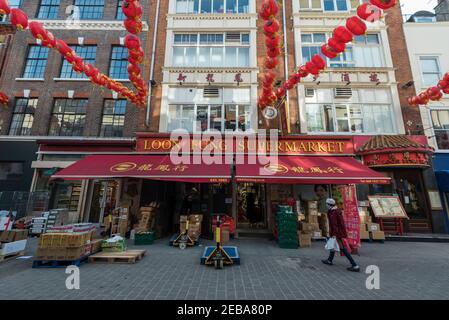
359;207;385;241
36;231;97;261
180;214;203;241
0;230;28;257
135;204;157;234
298;201;324;247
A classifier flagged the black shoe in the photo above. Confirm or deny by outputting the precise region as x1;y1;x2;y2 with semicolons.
322;259;333;266
347;266;360;272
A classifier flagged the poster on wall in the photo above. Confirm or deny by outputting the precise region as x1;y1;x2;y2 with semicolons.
368;196;409;219
332;185;361;251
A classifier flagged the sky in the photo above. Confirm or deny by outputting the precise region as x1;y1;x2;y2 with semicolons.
400;0;439;15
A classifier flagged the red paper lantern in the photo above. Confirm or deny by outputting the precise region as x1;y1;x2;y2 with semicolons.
0;0;11;15
128;63;141;76
265;35;281;48
264;19;280;36
284;79;295;90
276;86;286;98
311;54;326;70
427;86;441;98
71;57;84;73
265;57;278;69
267;46;281;58
370;0;396;10
346;17;367;36
328;38;346;53
407;97;416;106
124;34;141;51
289;73;301;84
305;61;320;76
122;0;143;20
263;70;276;83
443;87;449;95
357;3;382;22
321;44;338;59
10;8;28;30
418;92;430;105
56;40;75;58
124;18;143;34
29;22;56;48
84;63;99;79
260;0;279;20
444;72;449;83
438;80;449;90
333;26;353;43
297;65;309;78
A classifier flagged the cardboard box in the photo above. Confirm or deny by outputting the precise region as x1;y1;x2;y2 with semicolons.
308;215;319;224
298;231;312;248
307;201;318;210
0;239;27;256
370;231;385;241
360;228;370;240
90;239;103;254
312;231;322;238
367;223;380;232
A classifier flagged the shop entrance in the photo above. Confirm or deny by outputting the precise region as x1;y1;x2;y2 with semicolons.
87;180;119;224
237;183;267;229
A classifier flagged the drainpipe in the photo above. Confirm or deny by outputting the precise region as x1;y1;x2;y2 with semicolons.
282;0;290;134
145;0;161;129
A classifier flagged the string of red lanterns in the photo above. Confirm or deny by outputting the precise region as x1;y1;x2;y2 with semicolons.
258;0;416;111
0;0;148;107
408;73;449;106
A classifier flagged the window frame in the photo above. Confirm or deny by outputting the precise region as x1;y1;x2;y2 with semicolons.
100;99;127;137
48;98;88;137
175;0;250;14
109;45;129;80
22;45;49;79
74;0;105;20
8;98;38;136
37;0;61;19
59;45;97;79
430;107;449;151
419;56;441;88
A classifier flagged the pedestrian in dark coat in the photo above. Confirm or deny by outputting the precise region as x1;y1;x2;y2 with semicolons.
322;198;360;272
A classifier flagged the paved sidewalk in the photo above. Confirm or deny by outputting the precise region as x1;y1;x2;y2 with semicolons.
0;237;448;300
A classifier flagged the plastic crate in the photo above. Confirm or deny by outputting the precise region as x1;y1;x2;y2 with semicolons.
134;232;154;245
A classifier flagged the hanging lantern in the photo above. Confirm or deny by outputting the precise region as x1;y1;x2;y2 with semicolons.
311;54;326;70
357;3;382;22
430;91;443;101
438;80;449;90
124;34;141;51
284;78;295;90
84;63;99;79
128;63;141;77
29;22;56;48
267;46;281;58
333;26;353;43
122;0;143;20
265;34;281;48
10;8;28;30
346;17;367;36
321;44;338;59
276;86;286;98
0;92;8;105
260;0;279;20
0;0;11;15
427;86;442;101
264;19;280;36
56;40;75;58
305;61;320;76
124;18;143;34
328;38;346;53
443;87;449;95
263;70;276;83
297;65;309;78
444;72;449;83
407;97;417;106
289;73;301;85
369;0;396;10
265;57;278;69
71;57;84;73
418;92;430;105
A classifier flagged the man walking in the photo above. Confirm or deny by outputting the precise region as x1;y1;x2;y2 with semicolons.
322;198;360;272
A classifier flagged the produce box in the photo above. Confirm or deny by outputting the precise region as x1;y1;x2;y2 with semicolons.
367;223;380;232
90;239;103;254
360;228;370;240
101;238;126;252
298;231;312;248
0;230;28;243
370;231;385;241
0;239;27;256
134;232;154;245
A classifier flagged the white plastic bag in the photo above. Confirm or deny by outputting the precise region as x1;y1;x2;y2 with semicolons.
325;237;340;252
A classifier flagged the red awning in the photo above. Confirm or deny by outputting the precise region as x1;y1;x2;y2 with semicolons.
235;156;390;184
52;155;231;183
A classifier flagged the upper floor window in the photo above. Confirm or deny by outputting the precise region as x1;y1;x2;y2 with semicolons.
306;102;395;134
49;99;87;136
300;32;384;68
167;103;251;133
100;100;126;137
60;45;97;79
9;98;37;136
173;32;250;68
74;0;104;20
324;0;348;11
176;0;249;14
22;45;49;79
420;57;440;88
109;46;129;79
37;0;61;19
431;109;449;150
116;0;124;19
299;0;322;10
299;0;368;11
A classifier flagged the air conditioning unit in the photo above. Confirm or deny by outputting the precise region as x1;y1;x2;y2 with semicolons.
203;87;220;98
334;87;352;98
226;33;241;43
305;88;315;97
